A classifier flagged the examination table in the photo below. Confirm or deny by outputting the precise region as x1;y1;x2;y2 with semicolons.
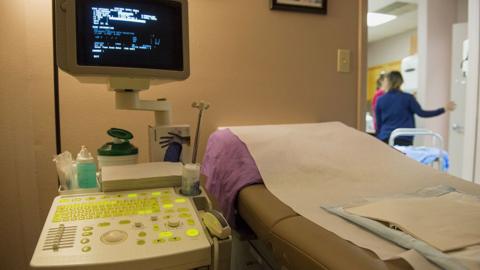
202;122;480;270
238;184;412;270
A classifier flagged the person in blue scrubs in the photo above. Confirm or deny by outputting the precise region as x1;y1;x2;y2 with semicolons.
375;71;456;146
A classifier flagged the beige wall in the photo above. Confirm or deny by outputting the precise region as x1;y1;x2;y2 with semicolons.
456;0;468;23
368;29;417;68
0;0;363;269
418;0;457;145
0;0;57;269
61;0;362;163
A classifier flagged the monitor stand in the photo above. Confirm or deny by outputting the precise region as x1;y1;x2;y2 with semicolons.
110;77;171;126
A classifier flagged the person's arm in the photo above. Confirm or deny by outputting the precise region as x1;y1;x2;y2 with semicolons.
409;95;445;118
375;100;382;132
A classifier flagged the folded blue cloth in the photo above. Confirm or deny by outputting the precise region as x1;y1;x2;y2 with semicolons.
395;146;449;172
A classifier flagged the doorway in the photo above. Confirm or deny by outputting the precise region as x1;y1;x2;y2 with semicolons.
365;0;479;182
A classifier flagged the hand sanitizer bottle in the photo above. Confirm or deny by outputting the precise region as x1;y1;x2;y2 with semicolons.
76;145;97;188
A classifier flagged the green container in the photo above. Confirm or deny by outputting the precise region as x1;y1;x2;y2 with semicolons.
97;128;138;168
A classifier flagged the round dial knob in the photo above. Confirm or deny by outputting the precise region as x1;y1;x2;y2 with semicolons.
101;230;128;244
167;218;181;228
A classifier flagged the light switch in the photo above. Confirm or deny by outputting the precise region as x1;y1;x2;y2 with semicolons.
337;49;351;73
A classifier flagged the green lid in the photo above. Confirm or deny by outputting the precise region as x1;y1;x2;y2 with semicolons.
108;128;133;140
97;128;138;156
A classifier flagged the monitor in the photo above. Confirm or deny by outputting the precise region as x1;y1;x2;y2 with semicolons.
55;0;189;80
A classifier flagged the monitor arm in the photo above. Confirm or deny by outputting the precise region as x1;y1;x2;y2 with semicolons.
110;77;171;126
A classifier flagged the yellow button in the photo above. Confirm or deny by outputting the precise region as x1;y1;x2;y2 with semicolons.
186;229;200;237
163;215;172;220
165;209;175;213
169;236;181;242
59;199;70;203
119;220;131;225
116;194;123;198
80;238;90;244
82;246;91;252
98;222;110;227
177;208;189;212
186;219;195;225
153;238;166;244
175;198;186;203
137;239;145;245
179;213;191;218
153;224;160;231
128;193;138;198
138;231;146;237
82;231;93;236
163;203;174;209
159;231;173;238
151;191;161;197
83;226;93;231
101;195;110;199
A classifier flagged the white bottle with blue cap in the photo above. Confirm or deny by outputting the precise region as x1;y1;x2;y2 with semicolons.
76;145;97;188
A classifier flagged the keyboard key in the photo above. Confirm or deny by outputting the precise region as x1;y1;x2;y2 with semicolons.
52;198;160;221
169;236;181;242
153;238;165;244
80;238;90;244
159;231;173;238
186;229;199;237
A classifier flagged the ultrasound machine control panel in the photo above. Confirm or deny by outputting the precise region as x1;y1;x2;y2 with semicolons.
31;188;220;270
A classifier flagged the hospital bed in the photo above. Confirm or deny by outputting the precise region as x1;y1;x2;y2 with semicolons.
237;184;412;270
202;122;480;270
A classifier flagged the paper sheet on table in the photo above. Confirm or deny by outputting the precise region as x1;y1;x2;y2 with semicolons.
346;192;480;252
229;122;480;269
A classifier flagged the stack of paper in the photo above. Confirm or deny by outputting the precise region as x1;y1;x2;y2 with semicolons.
101;162;183;191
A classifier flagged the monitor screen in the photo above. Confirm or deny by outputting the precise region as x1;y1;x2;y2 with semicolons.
75;0;184;71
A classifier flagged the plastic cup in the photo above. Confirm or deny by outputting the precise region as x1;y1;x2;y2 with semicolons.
181;163;201;196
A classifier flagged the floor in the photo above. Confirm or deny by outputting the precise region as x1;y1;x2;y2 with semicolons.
230;232;279;270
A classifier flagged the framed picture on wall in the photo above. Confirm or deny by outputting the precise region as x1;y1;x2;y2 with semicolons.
271;0;327;14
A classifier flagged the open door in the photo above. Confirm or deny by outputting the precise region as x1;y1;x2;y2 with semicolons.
448;23;468;179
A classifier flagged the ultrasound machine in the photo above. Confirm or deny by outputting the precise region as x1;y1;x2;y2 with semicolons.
30;1;232;269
